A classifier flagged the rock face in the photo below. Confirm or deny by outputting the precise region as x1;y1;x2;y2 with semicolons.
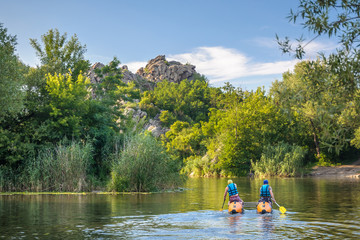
123;107;169;138
87;62;105;84
88;55;197;86
143;112;169;137
136;55;197;83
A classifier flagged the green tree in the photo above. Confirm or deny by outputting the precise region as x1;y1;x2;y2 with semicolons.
0;23;30;168
45;72;91;140
0;23;25;119
207;88;290;176
277;0;360;58
150;77;213;123
30;28;89;75
271;58;359;160
164;121;206;160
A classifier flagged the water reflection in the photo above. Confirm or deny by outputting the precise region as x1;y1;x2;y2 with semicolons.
0;177;359;239
227;214;242;234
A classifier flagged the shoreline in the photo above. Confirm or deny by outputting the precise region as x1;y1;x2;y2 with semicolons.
307;159;360;179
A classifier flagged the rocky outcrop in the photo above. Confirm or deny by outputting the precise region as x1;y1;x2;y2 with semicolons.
121;65;154;90
143;112;169;137
87;63;154;90
88;55;197;86
87;55;196;136
136;55;197;83
123;107;169;137
87;62;105;84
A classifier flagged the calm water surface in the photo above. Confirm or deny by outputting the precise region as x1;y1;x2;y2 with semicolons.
0;177;359;239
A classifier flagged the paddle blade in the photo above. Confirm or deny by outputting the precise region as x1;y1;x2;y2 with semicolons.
279;206;286;213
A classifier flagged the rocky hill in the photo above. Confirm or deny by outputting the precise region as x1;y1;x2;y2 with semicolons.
87;55;198;137
88;55;198;88
136;55;196;84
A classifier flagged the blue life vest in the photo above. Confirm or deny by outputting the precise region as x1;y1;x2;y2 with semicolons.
227;183;238;196
260;184;271;197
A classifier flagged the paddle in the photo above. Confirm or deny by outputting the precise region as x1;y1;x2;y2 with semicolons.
219;198;226;211
274;202;287;213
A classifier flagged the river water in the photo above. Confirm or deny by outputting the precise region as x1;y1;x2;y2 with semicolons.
0;177;359;239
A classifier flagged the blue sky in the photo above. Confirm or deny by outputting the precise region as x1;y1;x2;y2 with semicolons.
1;0;338;90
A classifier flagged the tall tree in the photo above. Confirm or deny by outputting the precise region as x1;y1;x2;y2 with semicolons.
207;88;290;176
0;23;25;119
277;0;360;58
30;28;89;75
271;58;359;159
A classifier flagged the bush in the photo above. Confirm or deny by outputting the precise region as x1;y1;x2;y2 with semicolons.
251;142;307;177
315;153;339;166
108;132;183;192
181;155;219;177
159;110;177;127
24;140;93;192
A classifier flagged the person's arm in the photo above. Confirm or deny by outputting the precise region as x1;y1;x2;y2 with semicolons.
223;187;228;199
270;187;276;202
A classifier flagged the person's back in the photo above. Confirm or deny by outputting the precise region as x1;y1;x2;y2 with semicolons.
227;182;238;196
258;179;276;206
224;180;244;206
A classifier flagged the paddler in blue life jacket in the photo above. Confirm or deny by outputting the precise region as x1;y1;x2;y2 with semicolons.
224;180;244;206
258;179;276;206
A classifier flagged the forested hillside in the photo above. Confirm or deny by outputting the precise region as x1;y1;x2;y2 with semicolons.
1;0;360;192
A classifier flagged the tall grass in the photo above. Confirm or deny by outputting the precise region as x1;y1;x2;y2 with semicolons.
251;142;307;177
0;140;93;192
181;155;219;177
108;132;184;192
24;140;93;192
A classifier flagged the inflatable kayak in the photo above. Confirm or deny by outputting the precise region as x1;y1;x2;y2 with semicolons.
228;201;244;214
256;201;272;214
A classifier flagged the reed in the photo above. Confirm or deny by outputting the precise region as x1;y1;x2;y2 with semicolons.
251;142;307;177
108;132;183;192
24;140;93;192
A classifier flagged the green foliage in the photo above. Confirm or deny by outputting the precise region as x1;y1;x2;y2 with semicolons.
0;23;25;120
315;152;336;167
209;88;290;176
139;91;160;118
30;28;89;74
108;133;183;192
0;140;93;192
271;57;360;158
351;127;360;149
278;0;360;58
25;140;93;192
45;71;91;140
181;155;219;177
151;77;213;123
159;110;177;127
251;142;307;177
164;122;206;160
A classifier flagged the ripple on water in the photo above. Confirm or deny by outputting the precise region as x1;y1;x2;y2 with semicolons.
80;209;360;239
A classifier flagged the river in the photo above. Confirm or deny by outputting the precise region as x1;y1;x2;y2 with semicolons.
0;177;359;239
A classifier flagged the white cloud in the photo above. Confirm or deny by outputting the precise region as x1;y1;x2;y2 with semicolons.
168;46;298;83
123;42;337;86
124;61;147;73
303;41;339;58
